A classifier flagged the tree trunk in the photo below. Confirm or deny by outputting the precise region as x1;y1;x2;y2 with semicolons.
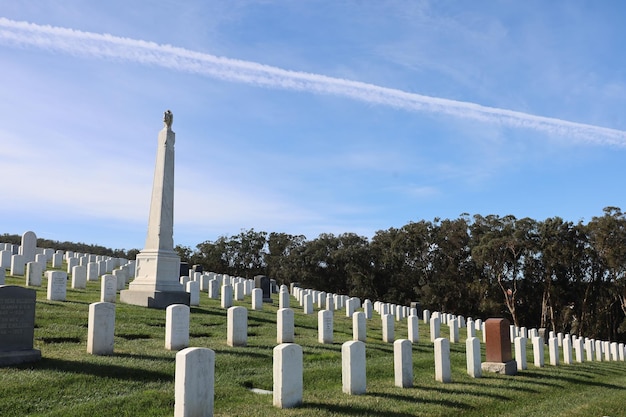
498;277;518;327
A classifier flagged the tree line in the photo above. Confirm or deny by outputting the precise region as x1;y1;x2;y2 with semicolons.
177;207;626;342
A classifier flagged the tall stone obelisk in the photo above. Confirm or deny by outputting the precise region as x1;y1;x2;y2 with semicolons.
120;110;190;308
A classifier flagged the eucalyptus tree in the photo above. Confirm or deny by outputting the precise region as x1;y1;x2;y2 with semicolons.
423;217;478;317
226;228;268;277
194;236;230;274
470;214;537;327
265;232;307;285
298;233;347;293
535;217;587;333
369;221;433;306
587;207;626;339
370;227;411;303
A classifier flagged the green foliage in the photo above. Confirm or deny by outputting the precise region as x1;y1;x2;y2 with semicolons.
185;207;626;342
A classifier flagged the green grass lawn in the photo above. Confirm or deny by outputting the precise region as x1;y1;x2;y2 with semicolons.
1;269;626;417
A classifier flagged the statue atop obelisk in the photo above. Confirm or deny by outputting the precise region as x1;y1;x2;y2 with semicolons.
120;110;190;308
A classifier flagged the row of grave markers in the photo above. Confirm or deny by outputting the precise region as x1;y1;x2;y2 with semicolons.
0;241;134;291
173;279;626;415
81;273;626;415
12;256;623;373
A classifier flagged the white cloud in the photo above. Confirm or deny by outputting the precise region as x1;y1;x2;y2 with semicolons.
1;17;626;147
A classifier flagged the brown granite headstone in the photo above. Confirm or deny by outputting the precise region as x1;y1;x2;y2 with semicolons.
485;318;512;362
482;317;517;375
0;285;41;366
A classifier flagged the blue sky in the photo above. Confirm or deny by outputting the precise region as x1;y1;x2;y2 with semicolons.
1;1;625;251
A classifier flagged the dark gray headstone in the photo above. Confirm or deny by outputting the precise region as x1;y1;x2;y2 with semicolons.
0;285;41;366
254;275;272;302
179;262;190;278
410;301;422;319
270;279;278;294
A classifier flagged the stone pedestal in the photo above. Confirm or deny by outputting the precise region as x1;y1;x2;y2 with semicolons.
481;360;517;375
121;250;189;308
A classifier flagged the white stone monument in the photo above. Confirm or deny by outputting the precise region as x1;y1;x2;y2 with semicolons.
342;340;366;395
0;250;11;269
563;337;573;364
121;111;189;309
466;336;482;378
19;231;37;263
186;281;200;307
10;254;25;276
279;287;290;309
87;302;115;355
353;312;366;342
52;252;63;268
325;293;334;312
434;337;451;383
47;271;67;301
87;262;99;281
252;288;263;310
585;338;594;362
549;337;559;366
532;336;545;367
449;317;459;343
382;313;394;343
227;306;247;347
318;310;333;344
595;340;603;361
303;293;313;314
277;308;294;344
234;282;244;301
101;274;117;303
273;343;303;408
208;279;219;299
394;339;413;388
174;347;215;417
430;315;441;342
408;315;419;343
221;284;233;308
515;336;527;370
26;262;42;287
71;265;87;289
166;304;190;351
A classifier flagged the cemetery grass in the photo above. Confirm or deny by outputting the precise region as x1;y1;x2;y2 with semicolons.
1;274;626;416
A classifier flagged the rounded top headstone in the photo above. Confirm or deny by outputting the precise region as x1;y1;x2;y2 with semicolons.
20;231;37;263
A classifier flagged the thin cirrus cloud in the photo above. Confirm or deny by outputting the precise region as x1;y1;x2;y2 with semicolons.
1;17;626;147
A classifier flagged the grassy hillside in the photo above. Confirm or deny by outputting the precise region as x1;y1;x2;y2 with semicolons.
1;269;625;417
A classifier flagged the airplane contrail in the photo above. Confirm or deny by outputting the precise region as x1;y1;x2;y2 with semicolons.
1;17;625;146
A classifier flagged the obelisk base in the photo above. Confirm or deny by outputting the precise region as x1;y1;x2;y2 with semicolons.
120;249;189;309
120;289;190;309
